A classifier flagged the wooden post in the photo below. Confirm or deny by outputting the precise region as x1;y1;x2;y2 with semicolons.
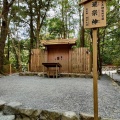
56;65;57;78
93;28;98;120
48;67;49;78
28;63;29;72
79;1;106;120
10;64;12;74
43;66;45;77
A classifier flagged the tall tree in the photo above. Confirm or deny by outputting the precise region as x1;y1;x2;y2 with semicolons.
26;0;52;48
80;11;85;47
77;0;85;47
24;0;52;69
53;0;77;39
0;0;15;73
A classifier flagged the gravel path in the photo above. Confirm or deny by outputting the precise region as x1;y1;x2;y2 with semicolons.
112;73;120;82
103;70;120;85
0;74;120;119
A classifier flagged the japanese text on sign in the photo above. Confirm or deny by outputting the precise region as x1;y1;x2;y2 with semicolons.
84;1;106;28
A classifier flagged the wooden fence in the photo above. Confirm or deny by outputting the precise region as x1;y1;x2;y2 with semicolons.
31;49;46;72
71;47;91;73
30;48;91;73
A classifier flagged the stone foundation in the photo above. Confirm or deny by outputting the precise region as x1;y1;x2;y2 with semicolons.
19;72;92;78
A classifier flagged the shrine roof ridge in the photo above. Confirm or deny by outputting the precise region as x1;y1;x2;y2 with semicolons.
41;38;77;46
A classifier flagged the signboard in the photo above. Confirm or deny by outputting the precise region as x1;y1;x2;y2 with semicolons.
79;1;107;120
84;1;106;28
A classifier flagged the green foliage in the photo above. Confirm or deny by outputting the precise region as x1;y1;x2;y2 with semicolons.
112;57;120;67
99;0;120;65
47;18;64;39
3;57;10;65
5;39;29;70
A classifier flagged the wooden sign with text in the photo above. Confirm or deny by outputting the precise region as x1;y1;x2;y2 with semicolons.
84;1;106;28
79;1;107;120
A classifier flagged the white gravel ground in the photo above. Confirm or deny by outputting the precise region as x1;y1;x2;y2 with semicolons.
0;74;120;120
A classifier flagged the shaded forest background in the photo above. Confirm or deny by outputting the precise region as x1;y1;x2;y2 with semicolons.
0;0;120;74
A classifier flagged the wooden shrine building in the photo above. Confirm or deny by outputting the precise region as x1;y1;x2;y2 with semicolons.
30;39;91;74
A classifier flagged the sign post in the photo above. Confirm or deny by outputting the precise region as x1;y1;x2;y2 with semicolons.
79;1;106;120
93;28;98;120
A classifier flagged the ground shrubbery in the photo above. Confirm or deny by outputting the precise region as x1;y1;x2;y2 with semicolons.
112;57;120;68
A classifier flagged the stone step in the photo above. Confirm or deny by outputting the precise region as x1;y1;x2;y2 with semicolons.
0;115;15;120
0;112;3;116
0;100;6;111
3;102;22;115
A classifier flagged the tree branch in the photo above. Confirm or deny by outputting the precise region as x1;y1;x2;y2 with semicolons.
40;0;51;29
8;0;16;8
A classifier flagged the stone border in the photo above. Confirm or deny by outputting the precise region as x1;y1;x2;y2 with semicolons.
106;74;120;88
0;101;114;120
19;72;93;78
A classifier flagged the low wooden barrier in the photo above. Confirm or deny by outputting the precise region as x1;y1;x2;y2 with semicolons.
3;64;16;74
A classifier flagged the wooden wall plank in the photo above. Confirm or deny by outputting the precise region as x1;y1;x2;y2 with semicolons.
31;48;91;73
71;47;91;74
31;49;45;72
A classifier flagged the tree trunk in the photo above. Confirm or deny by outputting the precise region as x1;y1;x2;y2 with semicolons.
80;11;85;47
0;0;15;73
97;28;102;75
36;14;40;48
62;0;65;39
78;1;81;47
28;0;35;71
11;38;21;71
0;24;7;73
97;37;102;75
0;1;9;73
7;33;10;61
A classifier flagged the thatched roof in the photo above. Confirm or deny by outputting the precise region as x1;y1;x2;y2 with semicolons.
41;38;77;46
